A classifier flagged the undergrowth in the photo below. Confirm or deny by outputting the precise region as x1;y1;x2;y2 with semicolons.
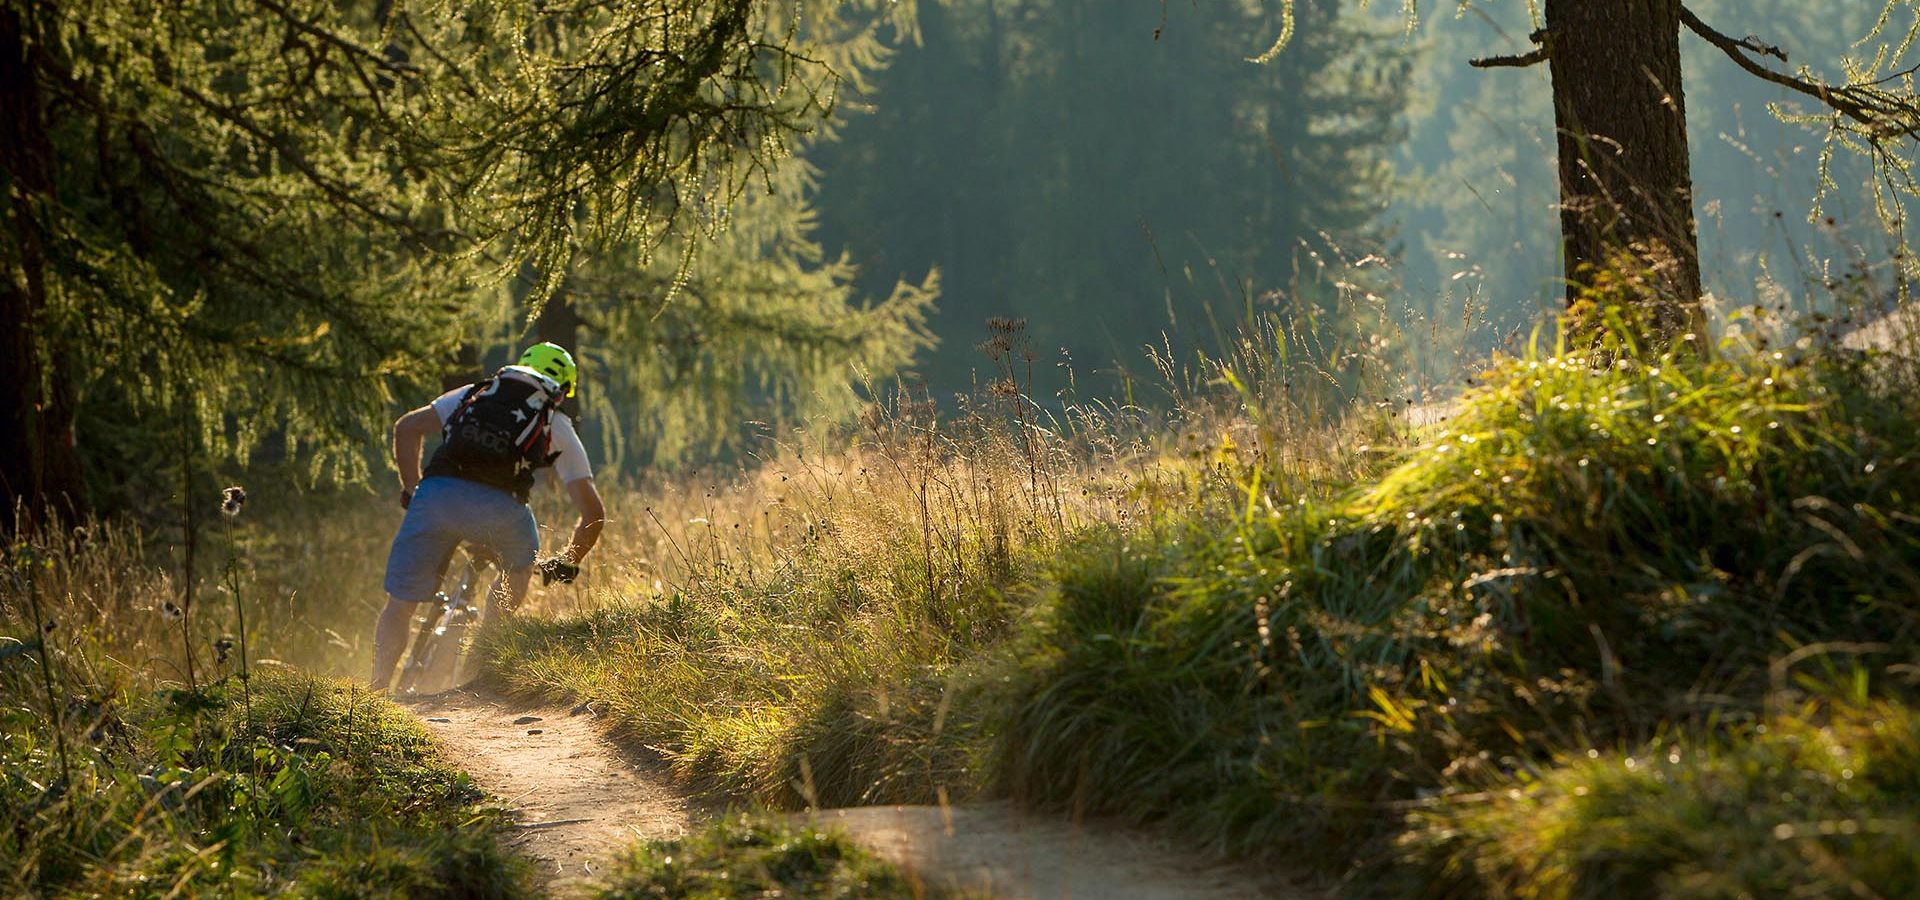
484;294;1920;894
1002;311;1920;890
0;664;529;898
480;311;1377;808
593;814;939;899
1402;686;1920;898
480;420;1059;806
2;506;530;898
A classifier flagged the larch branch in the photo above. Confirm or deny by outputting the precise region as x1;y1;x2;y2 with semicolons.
1681;5;1920;140
1470;47;1551;69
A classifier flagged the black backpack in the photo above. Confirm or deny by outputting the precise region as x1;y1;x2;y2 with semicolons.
423;367;563;502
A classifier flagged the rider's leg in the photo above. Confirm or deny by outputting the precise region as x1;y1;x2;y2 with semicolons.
375;477;461;691
472;488;540;627
369;596;418;691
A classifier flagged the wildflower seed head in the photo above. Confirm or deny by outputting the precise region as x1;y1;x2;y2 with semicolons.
220;485;248;517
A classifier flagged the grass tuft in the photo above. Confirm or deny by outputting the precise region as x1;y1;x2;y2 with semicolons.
593;814;936;899
1401;690;1920;898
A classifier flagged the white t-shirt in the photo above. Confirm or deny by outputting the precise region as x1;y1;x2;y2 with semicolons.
432;385;593;485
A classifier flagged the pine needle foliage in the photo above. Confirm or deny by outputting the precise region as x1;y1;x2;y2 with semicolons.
509;1;939;470
573;214;939;470
3;0;912;504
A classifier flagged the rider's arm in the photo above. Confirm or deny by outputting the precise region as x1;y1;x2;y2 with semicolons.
392;406;440;496
560;477;605;564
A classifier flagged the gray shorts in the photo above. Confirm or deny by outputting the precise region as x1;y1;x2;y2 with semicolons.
382;476;539;602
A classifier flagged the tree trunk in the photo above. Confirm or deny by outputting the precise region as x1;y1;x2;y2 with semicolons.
0;7;86;529
1544;0;1702;329
440;343;480;394
535;288;585;411
535;290;582;358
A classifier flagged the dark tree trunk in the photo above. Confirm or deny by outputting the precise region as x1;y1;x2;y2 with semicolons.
535;289;585;411
1544;0;1702;329
440;343;481;394
535;290;582;357
1;7;86;529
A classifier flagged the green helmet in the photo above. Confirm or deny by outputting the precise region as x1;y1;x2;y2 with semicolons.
518;342;577;397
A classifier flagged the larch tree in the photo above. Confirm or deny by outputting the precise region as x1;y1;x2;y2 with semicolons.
529;0;938;469
0;0;922;523
1298;0;1920;327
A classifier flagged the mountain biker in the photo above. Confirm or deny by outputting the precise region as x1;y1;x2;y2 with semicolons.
368;342;605;692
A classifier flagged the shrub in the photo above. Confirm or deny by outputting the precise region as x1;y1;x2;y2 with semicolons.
1402;691;1920;898
996;322;1920;873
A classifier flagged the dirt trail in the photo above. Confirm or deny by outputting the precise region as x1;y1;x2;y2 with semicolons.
411;688;1298;899
408;689;700;895
809;804;1295;899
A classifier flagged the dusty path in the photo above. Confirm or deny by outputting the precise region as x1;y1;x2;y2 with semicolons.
411;687;1299;899
809;804;1297;899
408;689;700;895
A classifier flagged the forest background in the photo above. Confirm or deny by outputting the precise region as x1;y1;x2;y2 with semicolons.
499;0;1901;468
12;1;1920;895
10;0;1895;516
812;0;1886;402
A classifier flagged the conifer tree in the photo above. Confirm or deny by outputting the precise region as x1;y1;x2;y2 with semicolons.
528;0;938;468
0;0;921;521
1390;0;1886;327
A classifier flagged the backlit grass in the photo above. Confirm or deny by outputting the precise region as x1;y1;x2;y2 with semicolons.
996;312;1920;882
2;507;532;898
593;814;938;899
483;299;1920;892
1402;689;1920;898
0;664;532;898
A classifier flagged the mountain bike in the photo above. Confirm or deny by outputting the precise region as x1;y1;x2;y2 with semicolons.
393;545;497;696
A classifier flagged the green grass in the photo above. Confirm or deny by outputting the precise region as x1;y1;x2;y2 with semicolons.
1401;691;1920;898
991;324;1920;885
483;306;1920;892
477;422;1058;809
3;493;534;898
593;814;937;899
0;662;532;898
480;561;1000;810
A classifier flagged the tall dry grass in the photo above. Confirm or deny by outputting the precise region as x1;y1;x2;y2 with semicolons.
485;260;1920;896
1;495;529;897
481;301;1416;805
